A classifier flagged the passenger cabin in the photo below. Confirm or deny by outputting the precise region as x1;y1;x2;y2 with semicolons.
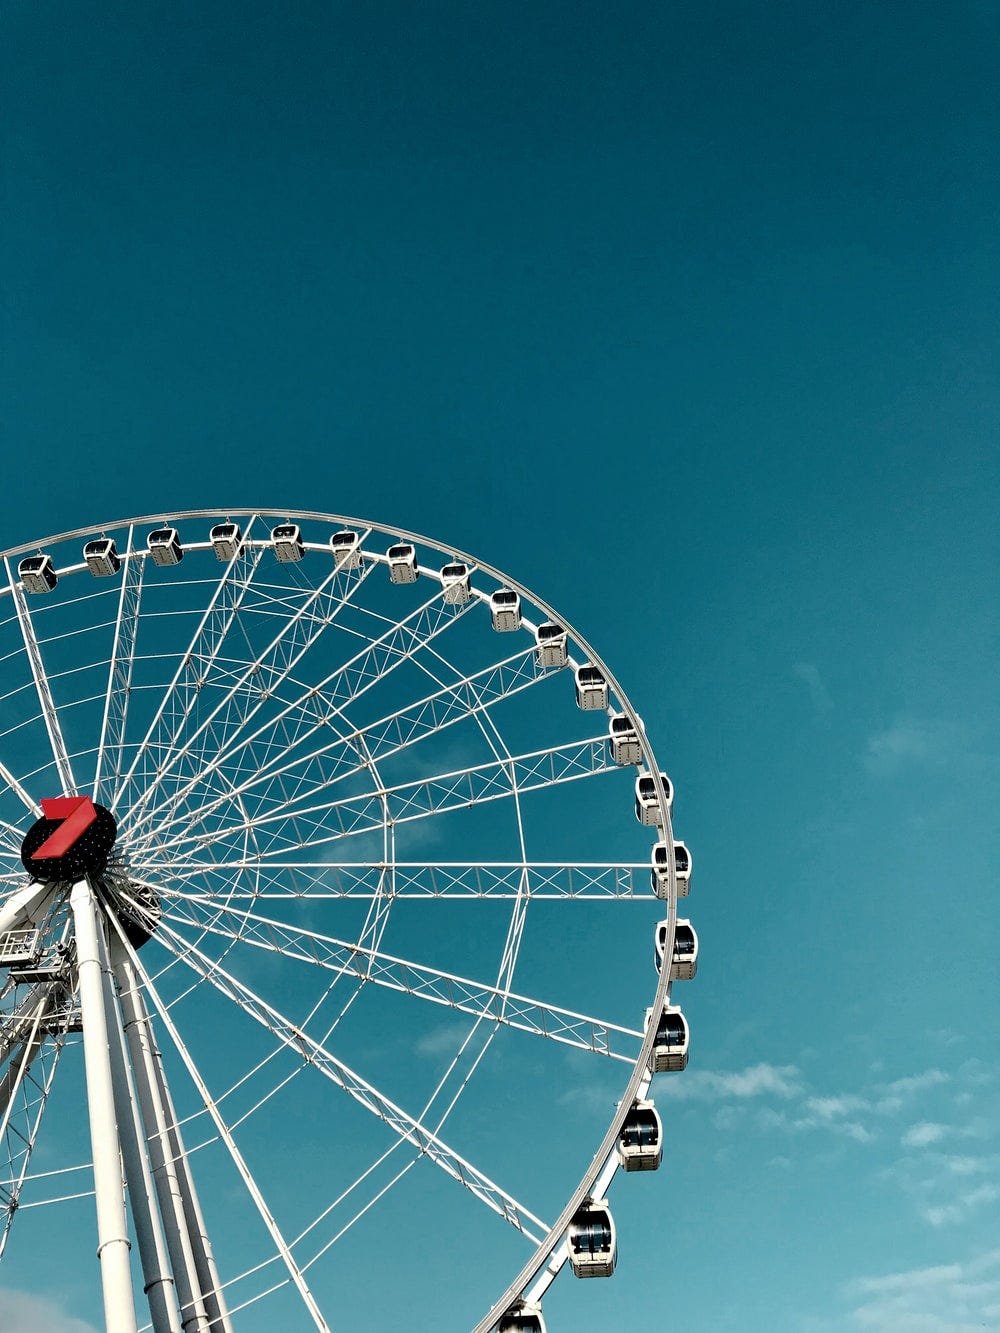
387;543;418;584
567;1199;617;1278
635;772;673;826
490;589;521;632
650;840;691;899
574;664;608;711
272;523;304;563
147;527;183;566
330;530;362;568
209;522;242;561
497;1300;547;1333
440;562;471;604
646;1003;689;1072
609;713;642;766
83;537;120;577
617;1099;663;1172
654;918;699;981
18;554;57;594
535;621;568;669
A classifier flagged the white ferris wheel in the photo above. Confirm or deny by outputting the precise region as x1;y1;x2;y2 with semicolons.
0;510;697;1333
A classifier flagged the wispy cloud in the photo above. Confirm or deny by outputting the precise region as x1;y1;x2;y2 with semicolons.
875;1069;949;1112
654;1061;803;1102
845;1248;1000;1329
863;718;958;776
922;1183;1000;1228
0;1289;99;1333
793;662;833;713
414;1018;473;1057
902;1121;948;1148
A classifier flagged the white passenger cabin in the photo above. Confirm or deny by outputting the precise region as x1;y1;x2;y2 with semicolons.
209;522;242;561
330;530;362;568
498;1299;547;1333
272;523;304;562
147;527;183;567
490;588;521;632
646;1003;689;1072
617;1099;663;1172
440;562;471;604
574;664;608;711
83;537;120;577
650;840;691;899
535;621;567;669
567;1199;617;1278
18;554;57;593
654;918;699;981
387;543;418;583
608;713;642;765
635;771;673;826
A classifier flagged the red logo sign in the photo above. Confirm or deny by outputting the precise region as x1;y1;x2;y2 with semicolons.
30;796;99;860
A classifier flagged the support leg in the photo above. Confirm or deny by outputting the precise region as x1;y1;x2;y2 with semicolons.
69;877;138;1333
113;947;231;1333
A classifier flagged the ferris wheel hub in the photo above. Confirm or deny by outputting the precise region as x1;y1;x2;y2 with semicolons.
20;798;118;882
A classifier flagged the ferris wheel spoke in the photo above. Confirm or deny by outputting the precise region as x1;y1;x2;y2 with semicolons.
143;735;614;864
152;918;550;1244
133;644;546;853
0;822;29;861
4;559;78;796
91;525;145;804
124;579;479;855
0;759;40;817
117;550;380;844
412;634;536;1040
150;860;647;900
112;524;272;819
115;525;373;837
159;896;642;1062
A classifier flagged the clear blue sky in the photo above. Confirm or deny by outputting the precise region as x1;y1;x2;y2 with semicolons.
2;3;998;1330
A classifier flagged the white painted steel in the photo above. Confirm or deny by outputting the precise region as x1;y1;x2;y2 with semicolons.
69;878;138;1333
97;928;182;1333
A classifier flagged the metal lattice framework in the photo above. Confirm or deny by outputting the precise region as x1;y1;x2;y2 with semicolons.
0;510;694;1332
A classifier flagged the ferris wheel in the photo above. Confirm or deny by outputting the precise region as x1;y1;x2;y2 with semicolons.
0;510;697;1333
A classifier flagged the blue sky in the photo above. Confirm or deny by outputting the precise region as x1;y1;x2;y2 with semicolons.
1;3;998;1331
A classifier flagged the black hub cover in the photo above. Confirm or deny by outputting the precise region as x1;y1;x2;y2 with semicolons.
20;801;118;882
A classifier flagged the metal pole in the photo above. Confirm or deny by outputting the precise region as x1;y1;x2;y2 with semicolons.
69;877;138;1333
146;1046;234;1333
112;945;212;1333
114;947;233;1333
97;922;183;1333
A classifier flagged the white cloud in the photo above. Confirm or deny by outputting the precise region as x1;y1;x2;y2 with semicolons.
805;1094;869;1121
654;1062;803;1102
847;1249;1000;1330
874;1069;949;1112
941;1154;993;1177
903;1121;948;1148
863;719;959;776
0;1289;100;1333
414;1018;473;1057
922;1184;1000;1229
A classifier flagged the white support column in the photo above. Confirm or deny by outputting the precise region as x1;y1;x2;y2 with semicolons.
97;927;183;1333
69;877;138;1333
113;948;227;1333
